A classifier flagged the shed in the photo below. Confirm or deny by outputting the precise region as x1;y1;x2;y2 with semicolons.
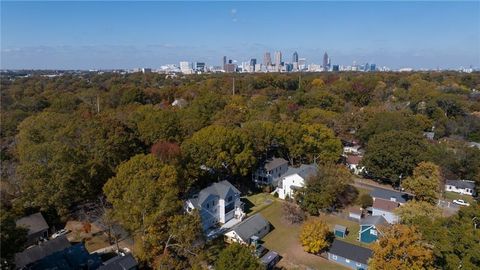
224;213;270;245
347;207;362;221
260;250;280;270
334;225;347;238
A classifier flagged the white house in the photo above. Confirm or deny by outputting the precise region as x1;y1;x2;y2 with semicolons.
252;157;289;186
277;164;317;200
345;155;365;175
445;180;476;196
371;198;399;224
185;180;245;231
224;213;270;245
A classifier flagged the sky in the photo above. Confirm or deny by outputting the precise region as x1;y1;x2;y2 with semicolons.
1;1;479;70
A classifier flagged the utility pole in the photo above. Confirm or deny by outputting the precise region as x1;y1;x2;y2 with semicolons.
96;95;100;113
232;77;235;95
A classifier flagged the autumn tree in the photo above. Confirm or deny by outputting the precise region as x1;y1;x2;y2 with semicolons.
214;243;264;270
362;131;428;184
131;105;183;145
151;140;182;164
402;162;441;204
299;218;332;254
302;123;342;164
282;201;306;224
394;201;442;227
297;164;352;215
369;224;434;270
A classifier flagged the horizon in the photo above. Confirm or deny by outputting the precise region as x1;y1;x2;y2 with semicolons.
1;1;479;70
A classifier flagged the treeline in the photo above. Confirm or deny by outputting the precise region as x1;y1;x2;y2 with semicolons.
1;71;480;268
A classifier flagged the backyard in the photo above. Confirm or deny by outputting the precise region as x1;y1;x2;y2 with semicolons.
243;193;370;270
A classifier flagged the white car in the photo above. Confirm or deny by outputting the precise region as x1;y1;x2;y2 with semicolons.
453;199;470;206
51;229;69;239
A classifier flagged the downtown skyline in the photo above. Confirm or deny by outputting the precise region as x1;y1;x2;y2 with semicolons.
1;1;479;70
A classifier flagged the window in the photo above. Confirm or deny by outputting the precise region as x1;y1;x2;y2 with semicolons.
345;259;350;263
206;203;210;209
228;196;233;202
332;255;337;260
225;202;234;213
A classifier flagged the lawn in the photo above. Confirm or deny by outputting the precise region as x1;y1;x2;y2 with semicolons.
443;191;475;204
243;193;350;270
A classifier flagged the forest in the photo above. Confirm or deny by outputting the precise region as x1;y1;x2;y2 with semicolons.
1;71;480;269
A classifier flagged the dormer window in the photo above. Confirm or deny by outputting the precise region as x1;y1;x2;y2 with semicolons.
390;197;396;202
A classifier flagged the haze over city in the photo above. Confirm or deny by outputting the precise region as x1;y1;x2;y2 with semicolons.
1;1;479;70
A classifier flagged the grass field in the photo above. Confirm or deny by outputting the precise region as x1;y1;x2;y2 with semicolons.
243;193;350;270
443;191;475;204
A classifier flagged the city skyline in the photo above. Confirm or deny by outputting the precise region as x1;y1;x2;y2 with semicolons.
1;1;479;70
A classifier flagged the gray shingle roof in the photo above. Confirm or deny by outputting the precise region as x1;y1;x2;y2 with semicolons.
191;180;240;207
284;163;318;179
230;213;269;242
264;158;288;172
14;236;70;268
370;188;409;204
445;180;475;190
360;215;387;226
98;253;138;270
260;250;279;265
16;212;49;236
328;239;372;265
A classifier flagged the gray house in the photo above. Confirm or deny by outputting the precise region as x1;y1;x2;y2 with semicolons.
224;213;270;245
16;212;49;245
327;239;372;270
185;180;245;231
445;180;476;196
15;236;70;269
370;188;409;204
252;157;289;186
98;253;138;270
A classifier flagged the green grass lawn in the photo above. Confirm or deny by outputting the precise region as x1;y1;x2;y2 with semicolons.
443;191;475;204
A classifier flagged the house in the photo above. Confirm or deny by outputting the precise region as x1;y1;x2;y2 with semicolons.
423;132;435;140
252;157;289;186
327;239;372;270
16;212;49;245
347;207;363;221
370;188;409;205
359;216;387;244
260;250;280;270
372;198;400;224
15;236;71;269
346;155;365;175
334;225;347;238
171;98;187;108
445;180;476;196
185;180;245;231
98;253;138;270
277;163;317;200
224;213;270;245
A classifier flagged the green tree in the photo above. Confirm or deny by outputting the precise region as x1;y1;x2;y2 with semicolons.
402;162;441;203
302;123;342;164
131;105;183;145
215;243;264;270
1;210;28;265
299;218;332;254
362;131;428;184
297;164;352;215
394;201;442;227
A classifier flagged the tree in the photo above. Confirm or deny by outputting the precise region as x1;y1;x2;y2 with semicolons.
402;162;441;203
302;124;342;164
369;224;434;270
357;193;373;209
242;120;276;159
282;201;306;224
394;201;442;227
150;140;182;164
181;125;256;180
1;210;28;265
131;105;183;145
297;164;352;215
214;243;264;270
362;131;428;184
299;218;332;254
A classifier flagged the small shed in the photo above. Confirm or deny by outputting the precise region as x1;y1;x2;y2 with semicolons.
347;207;362;221
334;225;347;238
260;250;280;270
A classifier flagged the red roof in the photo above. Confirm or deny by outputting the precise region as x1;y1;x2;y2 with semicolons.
346;155;363;165
373;198;399;212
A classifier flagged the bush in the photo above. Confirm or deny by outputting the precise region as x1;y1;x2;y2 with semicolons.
282;201;306;224
358;194;373;209
273;192;278;198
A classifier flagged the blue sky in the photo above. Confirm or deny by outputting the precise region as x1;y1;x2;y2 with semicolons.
1;1;479;69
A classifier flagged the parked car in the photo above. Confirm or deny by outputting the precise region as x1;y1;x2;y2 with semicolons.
52;229;69;239
453;199;470;206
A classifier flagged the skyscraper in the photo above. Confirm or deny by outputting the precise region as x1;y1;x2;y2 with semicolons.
323;52;329;71
263;52;272;66
274;51;282;70
250;58;257;72
292;51;299;63
222;56;227;71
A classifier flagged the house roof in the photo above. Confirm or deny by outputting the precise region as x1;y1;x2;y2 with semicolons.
346;155;363;165
16;212;49;236
98;253;138;270
264;157;288;172
347;207;362;215
284;163;318;180
360;215;387;226
260;250;279;265
334;225;347;233
29;242;102;270
190;180;240;208
373;198;399;212
370;188;409;204
229;213;269;243
328;239;372;265
15;236;71;268
445;180;475;190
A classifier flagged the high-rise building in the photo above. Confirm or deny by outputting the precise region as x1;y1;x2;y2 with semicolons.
222;56;227;70
292;51;299;63
263;52;272;66
250;58;257;71
180;61;192;74
274;51;282;67
194;62;206;72
323;52;329;71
